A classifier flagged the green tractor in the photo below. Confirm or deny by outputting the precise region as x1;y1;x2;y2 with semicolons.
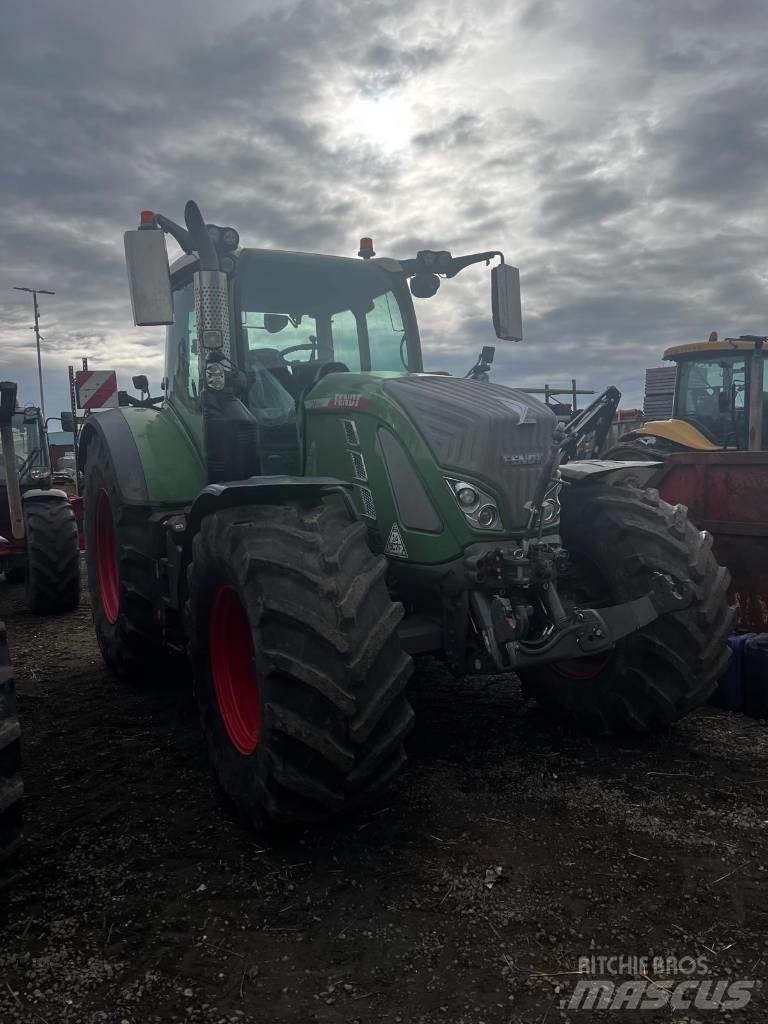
81;201;732;827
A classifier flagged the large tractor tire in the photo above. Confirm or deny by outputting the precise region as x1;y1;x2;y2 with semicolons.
24;495;80;614
520;483;734;734
83;433;170;678
0;622;22;879
603;443;663;461
187;502;414;827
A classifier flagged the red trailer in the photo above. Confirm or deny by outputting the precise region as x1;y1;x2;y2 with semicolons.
656;451;768;632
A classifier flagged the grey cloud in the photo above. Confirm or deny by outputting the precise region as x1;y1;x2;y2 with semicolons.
2;0;768;423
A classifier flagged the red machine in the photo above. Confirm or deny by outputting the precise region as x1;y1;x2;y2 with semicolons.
656;450;768;631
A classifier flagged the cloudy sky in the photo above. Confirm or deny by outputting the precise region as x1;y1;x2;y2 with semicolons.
1;0;767;420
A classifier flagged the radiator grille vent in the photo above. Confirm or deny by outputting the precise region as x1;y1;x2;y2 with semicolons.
342;419;359;446
350;450;367;481
358;486;376;519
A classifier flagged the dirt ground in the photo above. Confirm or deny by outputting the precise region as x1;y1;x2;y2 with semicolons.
1;568;767;1024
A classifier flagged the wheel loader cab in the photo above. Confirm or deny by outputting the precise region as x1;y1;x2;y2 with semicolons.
609;339;766;458
673;350;749;447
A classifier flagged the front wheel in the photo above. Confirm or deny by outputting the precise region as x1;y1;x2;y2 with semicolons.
520;483;735;733
187;501;414;827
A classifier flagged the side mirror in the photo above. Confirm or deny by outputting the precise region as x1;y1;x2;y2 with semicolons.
132;374;149;394
60;411;76;433
124;227;174;326
492;263;523;341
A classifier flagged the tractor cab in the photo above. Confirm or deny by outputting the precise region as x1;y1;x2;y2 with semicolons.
126;204;523;483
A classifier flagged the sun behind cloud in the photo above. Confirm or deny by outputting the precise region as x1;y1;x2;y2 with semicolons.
343;93;415;150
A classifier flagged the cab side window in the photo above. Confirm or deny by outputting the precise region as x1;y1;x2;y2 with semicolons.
167;280;199;409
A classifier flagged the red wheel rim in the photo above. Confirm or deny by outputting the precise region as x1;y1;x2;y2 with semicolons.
209;586;260;755
553;652;611;680
95;490;119;624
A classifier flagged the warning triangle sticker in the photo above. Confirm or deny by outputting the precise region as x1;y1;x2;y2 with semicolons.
385;523;408;559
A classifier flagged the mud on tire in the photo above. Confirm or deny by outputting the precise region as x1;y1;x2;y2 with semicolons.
520;483;735;734
0;621;22;881
187;501;414;828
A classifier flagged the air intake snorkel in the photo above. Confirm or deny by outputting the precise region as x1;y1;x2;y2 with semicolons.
181;202;258;482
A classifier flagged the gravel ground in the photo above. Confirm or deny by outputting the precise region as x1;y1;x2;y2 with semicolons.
1;570;767;1023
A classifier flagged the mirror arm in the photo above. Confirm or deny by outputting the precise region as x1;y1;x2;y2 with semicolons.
154;201;221;271
397;250;505;279
443;250;504;279
154;214;195;255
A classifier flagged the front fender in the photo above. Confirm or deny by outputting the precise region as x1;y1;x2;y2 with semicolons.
21;488;70;503
560;460;664;489
188;476;354;536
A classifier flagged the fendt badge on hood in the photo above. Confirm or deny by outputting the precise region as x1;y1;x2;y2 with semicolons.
501;453;544;466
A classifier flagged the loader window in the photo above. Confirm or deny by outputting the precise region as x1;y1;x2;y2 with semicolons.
0;415;45;481
677;356;746;446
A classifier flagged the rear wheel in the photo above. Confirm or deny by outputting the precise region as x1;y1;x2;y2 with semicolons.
187;502;414;827
520;483;734;733
24;496;80;614
84;433;171;678
0;621;22;882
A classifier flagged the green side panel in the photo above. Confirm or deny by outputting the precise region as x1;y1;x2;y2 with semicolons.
303;372;515;565
120;405;206;505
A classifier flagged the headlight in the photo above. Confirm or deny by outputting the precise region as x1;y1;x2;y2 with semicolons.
445;477;502;531
477;504;498;528
454;482;479;509
29;468;50;481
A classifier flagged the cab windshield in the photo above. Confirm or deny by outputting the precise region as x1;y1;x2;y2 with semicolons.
237;250;418;422
0;412;45;482
676;356;747;446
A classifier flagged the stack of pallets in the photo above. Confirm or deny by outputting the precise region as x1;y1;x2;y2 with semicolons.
643;366;677;420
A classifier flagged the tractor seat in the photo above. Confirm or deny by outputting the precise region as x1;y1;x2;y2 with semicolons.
290;360;350;396
249;348;299;399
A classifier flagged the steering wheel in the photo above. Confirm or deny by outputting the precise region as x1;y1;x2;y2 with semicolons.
279;342;317;360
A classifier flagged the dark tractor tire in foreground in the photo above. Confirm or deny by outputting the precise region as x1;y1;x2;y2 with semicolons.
83;433;171;679
520;483;734;734
0;621;22;881
4;567;25;585
187;502;414;828
25;496;80;614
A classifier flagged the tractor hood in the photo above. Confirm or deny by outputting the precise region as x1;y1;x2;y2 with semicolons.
383;375;557;529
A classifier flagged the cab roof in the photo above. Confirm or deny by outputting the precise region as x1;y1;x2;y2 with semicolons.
663;339;759;360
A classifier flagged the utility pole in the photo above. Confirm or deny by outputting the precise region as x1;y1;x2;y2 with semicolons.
13;286;55;419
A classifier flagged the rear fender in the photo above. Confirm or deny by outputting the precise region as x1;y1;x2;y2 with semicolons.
78;406;206;508
560;460;664;489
